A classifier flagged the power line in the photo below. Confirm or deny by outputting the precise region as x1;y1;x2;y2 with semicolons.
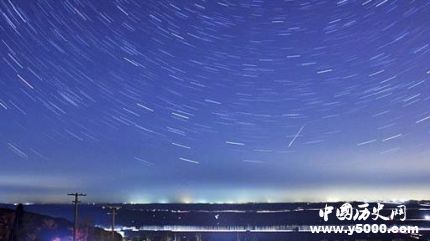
67;193;87;241
107;206;121;241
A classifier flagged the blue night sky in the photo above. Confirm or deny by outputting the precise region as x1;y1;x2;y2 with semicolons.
1;0;430;203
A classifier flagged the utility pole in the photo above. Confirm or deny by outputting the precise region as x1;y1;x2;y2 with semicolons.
107;206;120;241
67;193;86;241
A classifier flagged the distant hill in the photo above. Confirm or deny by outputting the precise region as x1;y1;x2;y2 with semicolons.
0;206;121;241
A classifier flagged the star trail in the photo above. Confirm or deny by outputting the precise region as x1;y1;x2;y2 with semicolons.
1;0;430;203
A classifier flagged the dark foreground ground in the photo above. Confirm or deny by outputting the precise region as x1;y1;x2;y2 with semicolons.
0;205;121;241
1;201;430;241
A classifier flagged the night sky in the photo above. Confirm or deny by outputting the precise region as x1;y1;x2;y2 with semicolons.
1;0;430;203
